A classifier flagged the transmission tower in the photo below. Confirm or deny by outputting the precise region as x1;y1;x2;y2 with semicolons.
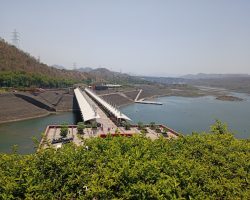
12;29;20;48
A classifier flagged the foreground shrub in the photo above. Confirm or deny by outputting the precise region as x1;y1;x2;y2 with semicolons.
0;133;249;199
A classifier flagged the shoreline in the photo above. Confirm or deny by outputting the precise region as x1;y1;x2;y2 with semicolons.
0;112;51;125
0;108;80;125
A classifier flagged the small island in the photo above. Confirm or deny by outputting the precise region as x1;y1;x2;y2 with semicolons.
216;95;243;102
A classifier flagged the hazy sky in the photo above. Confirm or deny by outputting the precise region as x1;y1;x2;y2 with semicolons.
1;0;250;76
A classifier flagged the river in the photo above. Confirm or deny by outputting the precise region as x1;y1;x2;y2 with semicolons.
0;93;250;154
121;93;250;139
0;112;81;154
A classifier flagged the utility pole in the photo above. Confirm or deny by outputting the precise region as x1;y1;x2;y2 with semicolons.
12;29;20;48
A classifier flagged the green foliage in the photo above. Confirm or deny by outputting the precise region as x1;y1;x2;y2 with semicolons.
77;122;85;134
163;128;168;134
150;122;156;129
138;121;144;130
210;119;229;134
91;121;97;129
60;123;68;138
0;71;77;88
123;121;131;130
85;78;92;85
115;128;120;134
155;127;161;133
0;134;249;199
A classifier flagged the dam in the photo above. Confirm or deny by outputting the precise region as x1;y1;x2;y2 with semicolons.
40;87;179;149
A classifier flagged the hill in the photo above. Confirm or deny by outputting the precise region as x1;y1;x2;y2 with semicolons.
0;39;89;80
0;132;249;199
140;74;250;94
52;64;66;70
76;67;93;73
139;76;186;84
189;77;250;94
181;73;250;79
85;67;147;84
0;38;145;87
0;38;93;87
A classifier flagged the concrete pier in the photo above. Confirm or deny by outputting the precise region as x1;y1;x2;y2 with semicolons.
135;100;163;105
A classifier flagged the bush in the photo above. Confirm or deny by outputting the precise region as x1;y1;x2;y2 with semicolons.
77;122;85;134
91;121;97;129
210;119;229;134
124;121;131;130
0;133;249;199
142;127;148;133
140;129;147;136
138;121;144;130
155;127;161;133
115;128;120;134
60;123;68;138
162;128;168;135
150;122;156;129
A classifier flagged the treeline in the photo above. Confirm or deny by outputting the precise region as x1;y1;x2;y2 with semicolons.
0;71;77;88
0;132;249;199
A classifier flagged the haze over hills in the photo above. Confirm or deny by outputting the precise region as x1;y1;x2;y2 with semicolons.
0;39;89;81
138;76;186;85
76;67;93;73
2;37;250;90
0;39;146;86
52;65;66;70
181;73;250;79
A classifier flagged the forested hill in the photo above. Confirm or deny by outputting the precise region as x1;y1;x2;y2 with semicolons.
0;38;146;87
0;39;91;87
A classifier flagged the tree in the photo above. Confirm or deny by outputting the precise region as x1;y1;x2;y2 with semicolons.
0;71;77;88
77;122;85;134
60;123;68;138
210;119;229;134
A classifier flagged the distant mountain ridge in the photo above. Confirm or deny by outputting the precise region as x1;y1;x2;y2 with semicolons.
181;73;250;79
76;67;93;73
52;65;65;70
86;68;146;84
139;76;186;84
